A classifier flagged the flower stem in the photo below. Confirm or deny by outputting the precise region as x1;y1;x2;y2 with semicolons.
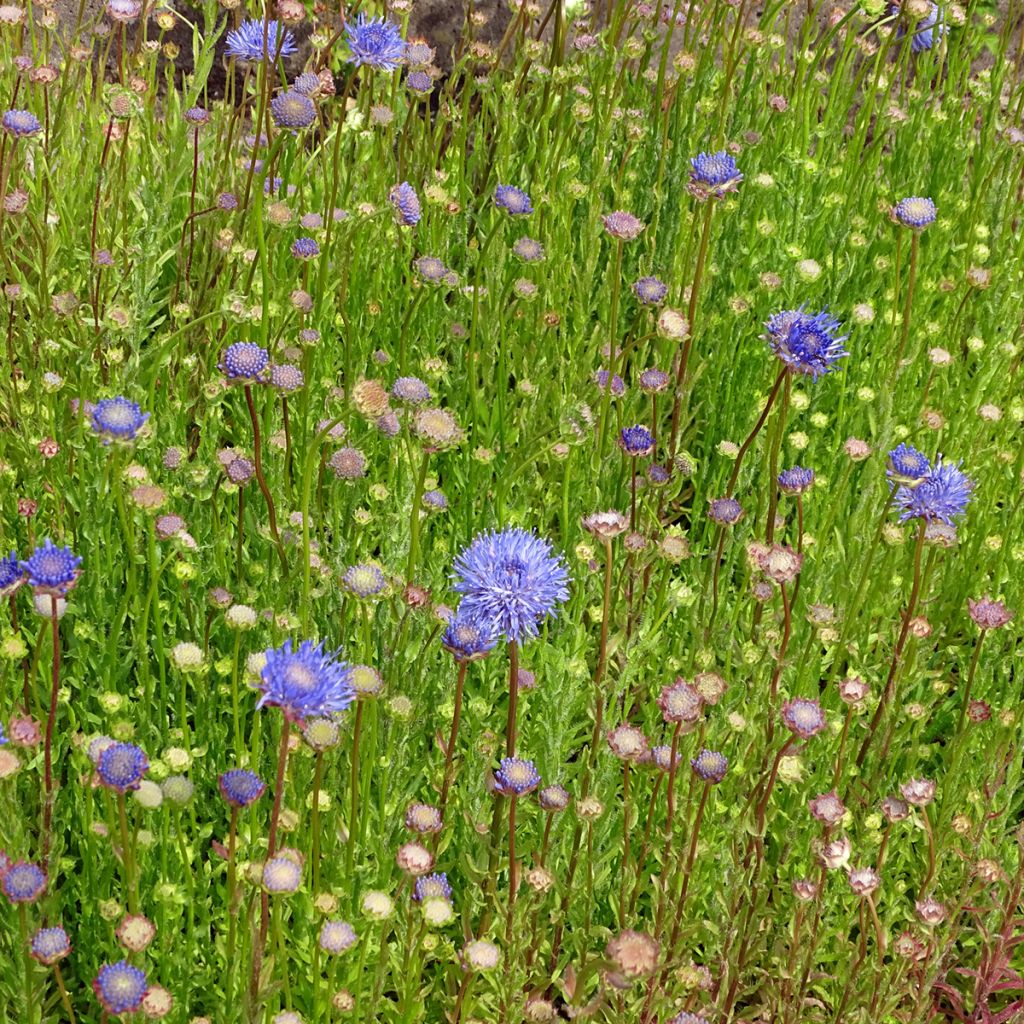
42;594;61;860
243;383;288;575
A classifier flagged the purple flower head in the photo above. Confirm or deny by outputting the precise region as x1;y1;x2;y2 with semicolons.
184;105;209;126
30;926;71;965
2;861;47;903
593;369;625;396
406;70;433;93
258;639;355;721
22;538;81;593
290;236;320;260
708;497;743;525
392;376;432;404
221;341;270;381
778;466;814;495
893;195;937;228
225;19;297;62
690;748;728;783
494;756;541;795
452;528;569;643
619;424;655;457
513;237;545;262
689;150;742;198
319;920;357;953
389;182;421;226
218;191;239;211
218;768;266;808
781;698;827;738
442;610;498;662
494;185;533;215
97;742;149;792
539;784;570;810
292;71;320;95
2;109;41;138
632;275;668;305
766;306;849;379
271;91;316;130
602;210;644;240
346;14;406;70
91;396;149;441
889;3;945;54
894;456;973;525
423;489;447;511
887;443;931;484
93;961;148;1015
270;364;304;392
638;367;670;393
414;256;447;282
414;871;452;902
342;562;388;598
0;550;23;597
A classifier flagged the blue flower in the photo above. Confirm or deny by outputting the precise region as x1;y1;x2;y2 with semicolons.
619;424;655;457
889;2;945;53
225;19;297;62
2;861;47;903
406;70;433;93
392;376;432;404
30;926;71;965
494;756;541;795
290;236;320;260
258;639;356;721
689;150;742;197
893;196;936;229
0;550;23;596
452;528;569;644
778;466;815;494
894;457;973;525
292;71;321;95
388;182;421;226
271;90;316;130
91;396;149;441
22;538;81;593
2;109;42;138
632;276;668;305
218;769;266;808
442;610;498;662
0;722;6;746
887;443;931;484
345;14;406;71
690;749;728;783
414;872;451;901
97;742;149;792
494;185;533;215
221;341;270;381
93;961;148;1015
765;306;849;379
342;562;388;598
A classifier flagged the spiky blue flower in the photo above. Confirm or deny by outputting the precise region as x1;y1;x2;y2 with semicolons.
97;742;149;792
22;538;81;593
392;376;432;404
271;91;316;130
778;466;815;495
422;490;447;511
690;749;728;783
345;14;406;70
765;306;849;380
30;926;71;965
494;185;533;215
494;756;541;795
413;872;451;902
91;396;149;441
893;195;936;229
225;19;297;62
293;71;320;95
221;341;270;381
2;109;42;138
632;276;668;305
406;70;433;93
258;640;356;721
894;457;973;525
619;424;655;457
389;182;421;226
0;550;22;597
290;236;320;260
218;768;266;808
93;961;148;1015
689;150;742;197
889;2;945;53
2;862;46;903
887;443;931;484
442;610;498;662
452;528;569;643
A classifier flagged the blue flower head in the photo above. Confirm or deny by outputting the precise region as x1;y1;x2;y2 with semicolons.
218;768;266;808
345;14;406;71
619;424;655;457
271;90;316;130
689;150;742;198
2;109;42;138
221;342;270;381
2;861;47;903
93;961;148;1015
258;640;356;721
30;926;71;965
290;236;320;260
494;185;533;215
889;2;945;53
0;722;6;746
91;396;149;441
0;550;23;596
633;276;668;305
414;872;451;902
225;19;297;62
389;182;421;226
22;538;81;594
887;443;931;484
97;742;149;792
442;610;498;662
494;756;541;795
778;466;814;495
894;456;973;525
766;306;849;380
452;528;569;644
893;196;937;229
